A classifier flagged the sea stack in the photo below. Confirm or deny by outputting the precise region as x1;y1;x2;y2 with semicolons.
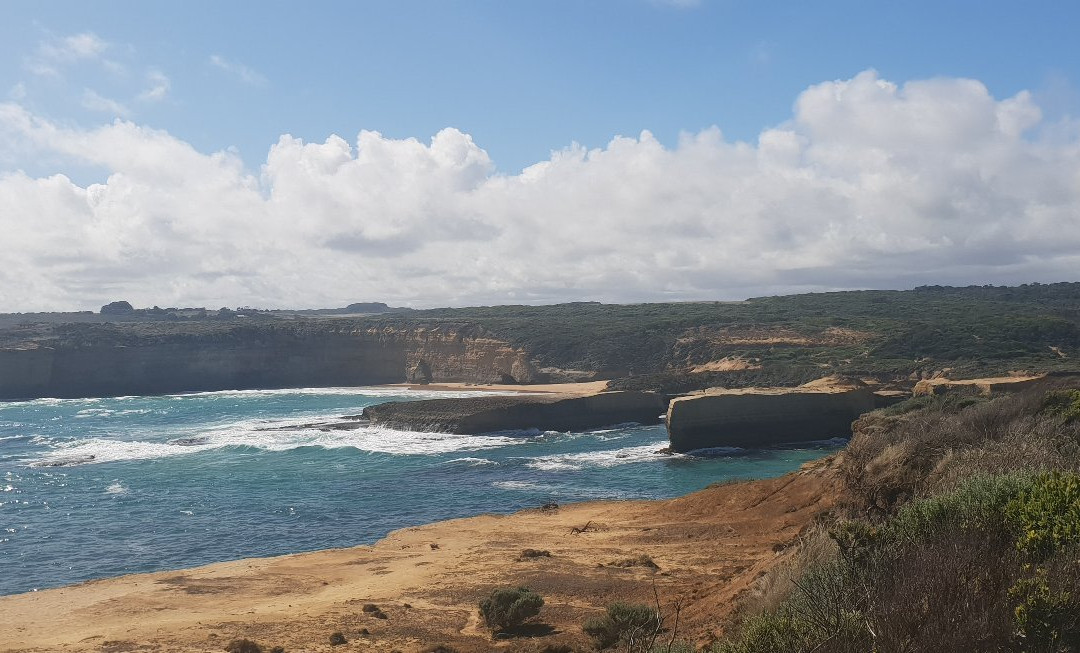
665;385;878;452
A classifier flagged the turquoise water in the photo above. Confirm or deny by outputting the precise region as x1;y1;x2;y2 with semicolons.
0;387;843;596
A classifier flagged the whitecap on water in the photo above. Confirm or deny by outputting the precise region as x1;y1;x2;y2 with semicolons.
445;457;497;466
104;481;128;495
523;441;675;471
26;420;527;466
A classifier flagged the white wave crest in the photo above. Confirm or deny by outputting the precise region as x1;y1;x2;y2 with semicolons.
446;457;497;466
104;481;128;495
524;441;674;471
26;421;524;467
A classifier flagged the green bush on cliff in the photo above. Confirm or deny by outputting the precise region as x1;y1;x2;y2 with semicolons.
1007;470;1080;558
1042;389;1080;423
718;472;1080;653
478;586;544;632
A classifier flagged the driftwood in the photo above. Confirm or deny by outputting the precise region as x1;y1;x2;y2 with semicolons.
569;520;594;535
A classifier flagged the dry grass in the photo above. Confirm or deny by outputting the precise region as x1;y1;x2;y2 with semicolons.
839;378;1080;515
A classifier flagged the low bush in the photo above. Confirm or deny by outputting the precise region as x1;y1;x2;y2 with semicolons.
718;472;1080;652
1042;388;1080;423
478;586;544;632
582;602;661;651
1007;470;1080;557
608;554;659;570
224;640;262;653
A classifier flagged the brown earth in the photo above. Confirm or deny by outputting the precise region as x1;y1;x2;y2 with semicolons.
0;458;840;653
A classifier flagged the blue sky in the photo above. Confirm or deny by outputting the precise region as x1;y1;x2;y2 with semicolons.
1;1;1079;311
5;1;1077;175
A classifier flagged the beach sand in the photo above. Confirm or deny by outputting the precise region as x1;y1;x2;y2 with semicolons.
0;456;840;652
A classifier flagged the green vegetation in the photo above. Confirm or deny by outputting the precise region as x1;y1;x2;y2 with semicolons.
478;586;544;633
718;473;1080;652
583;602;662;651
380;282;1080;383
717;383;1080;652
5;283;1080;388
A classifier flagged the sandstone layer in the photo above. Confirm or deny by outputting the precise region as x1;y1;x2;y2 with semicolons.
665;386;878;452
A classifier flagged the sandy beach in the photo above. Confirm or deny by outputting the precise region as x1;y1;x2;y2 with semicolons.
0;454;839;652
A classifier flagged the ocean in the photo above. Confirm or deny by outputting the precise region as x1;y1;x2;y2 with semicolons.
0;387;843;596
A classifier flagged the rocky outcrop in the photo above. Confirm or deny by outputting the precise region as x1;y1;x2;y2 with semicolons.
362;391;666;434
665;387;878;452
401;326;538;385
0;321;540;400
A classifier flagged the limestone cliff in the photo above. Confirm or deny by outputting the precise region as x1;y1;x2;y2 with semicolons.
0;321;539;400
362;391;666;434
399;325;538;385
665;386;878;452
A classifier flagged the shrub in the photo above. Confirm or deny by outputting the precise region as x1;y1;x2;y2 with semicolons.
718;473;1080;652
224;640;263;653
1042;389;1080;423
582;602;660;651
478;586;544;632
518;548;552;560
361;602;388;618
608;554;659;570
1009;570;1079;649
1007;471;1080;558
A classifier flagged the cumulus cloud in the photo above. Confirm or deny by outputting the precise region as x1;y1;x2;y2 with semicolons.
1;70;1079;312
209;54;267;86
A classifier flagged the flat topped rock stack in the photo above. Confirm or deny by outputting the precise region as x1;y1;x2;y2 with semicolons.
665;383;878;453
362;390;667;434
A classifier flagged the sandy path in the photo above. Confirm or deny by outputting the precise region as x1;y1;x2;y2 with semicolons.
0;457;839;653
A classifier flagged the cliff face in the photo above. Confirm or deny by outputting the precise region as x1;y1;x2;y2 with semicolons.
665;387;878;452
362;391;666;434
0;322;539;400
400;325;539;385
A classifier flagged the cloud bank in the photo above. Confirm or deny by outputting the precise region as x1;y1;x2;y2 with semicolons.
1;70;1078;312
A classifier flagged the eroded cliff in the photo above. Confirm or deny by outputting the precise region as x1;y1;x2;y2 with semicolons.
665;386;879;452
0;320;539;400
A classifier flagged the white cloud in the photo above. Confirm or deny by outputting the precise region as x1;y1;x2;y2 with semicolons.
209;54;267;87
26;32;119;77
1;70;1079;312
80;89;130;117
43;32;109;61
138;70;170;102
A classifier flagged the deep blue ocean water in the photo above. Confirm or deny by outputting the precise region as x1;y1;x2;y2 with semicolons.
0;387;843;596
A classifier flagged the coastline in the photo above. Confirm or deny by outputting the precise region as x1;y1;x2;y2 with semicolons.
0;456;839;652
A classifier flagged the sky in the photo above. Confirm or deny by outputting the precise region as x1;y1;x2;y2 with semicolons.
1;1;1079;312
